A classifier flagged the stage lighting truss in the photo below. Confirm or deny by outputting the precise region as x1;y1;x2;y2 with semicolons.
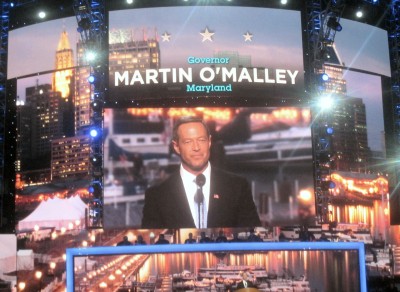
312;117;336;223
313;115;337;223
305;0;345;224
387;1;400;189
73;0;106;229
0;1;10;229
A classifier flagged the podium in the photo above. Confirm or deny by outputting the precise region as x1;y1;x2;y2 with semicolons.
236;288;260;292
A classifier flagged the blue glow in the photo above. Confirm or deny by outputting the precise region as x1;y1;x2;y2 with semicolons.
87;75;96;84
89;129;98;137
326;127;334;135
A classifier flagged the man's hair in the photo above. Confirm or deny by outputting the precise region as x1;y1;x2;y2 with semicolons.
172;116;210;142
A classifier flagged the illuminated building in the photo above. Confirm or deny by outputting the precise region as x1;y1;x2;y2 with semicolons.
320;45;370;172
316;45;387;233
53;30;74;100
109;28;160;73
51;136;91;181
25;84;64;159
74;42;91;133
17;84;72;185
328;171;389;232
320;44;347;95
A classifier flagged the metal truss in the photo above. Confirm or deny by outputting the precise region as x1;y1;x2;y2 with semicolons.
73;0;106;228
387;1;400;211
0;1;10;229
305;0;338;223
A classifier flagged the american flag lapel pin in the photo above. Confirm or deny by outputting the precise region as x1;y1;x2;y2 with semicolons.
213;194;220;199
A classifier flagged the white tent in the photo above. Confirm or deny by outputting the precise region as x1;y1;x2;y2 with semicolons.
18;197;87;231
17;249;34;271
0;235;16;274
68;196;88;216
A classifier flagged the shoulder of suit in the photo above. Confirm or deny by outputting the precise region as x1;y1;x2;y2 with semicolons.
145;171;181;192
212;167;248;181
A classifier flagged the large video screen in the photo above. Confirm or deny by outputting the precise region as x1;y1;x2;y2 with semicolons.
103;106;314;229
7;1;395;234
108;5;304;106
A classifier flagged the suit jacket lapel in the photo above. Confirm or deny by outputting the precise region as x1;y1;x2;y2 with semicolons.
208;168;220;225
167;172;196;228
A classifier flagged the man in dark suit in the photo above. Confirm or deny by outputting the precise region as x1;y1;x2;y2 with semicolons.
236;271;256;290
141;116;260;229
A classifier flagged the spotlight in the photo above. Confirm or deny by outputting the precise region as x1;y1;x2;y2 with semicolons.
327;16;342;31
281;0;288;4
91;155;102;167
395;104;400;115
89;181;102;197
356;10;363;18
90;128;99;138
126;0;134;3
321;180;336;190
86;51;96;62
38;11;46;19
319;73;329;82
91;100;101;109
318;95;334;110
88;75;96;84
325;127;334;135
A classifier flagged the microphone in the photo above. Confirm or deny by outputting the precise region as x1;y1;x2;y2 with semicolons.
194;173;206;204
196;173;206;187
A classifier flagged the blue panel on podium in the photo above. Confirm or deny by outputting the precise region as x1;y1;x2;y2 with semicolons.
66;242;366;292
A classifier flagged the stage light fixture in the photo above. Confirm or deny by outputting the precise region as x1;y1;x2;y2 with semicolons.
38;11;46;19
317;94;334;110
77;17;91;32
86;51;96;62
90;129;99;138
326;127;334;135
91;101;100;109
327;16;342;31
88;75;96;84
91;155;102;167
321;180;336;190
319;73;329;82
89;181;102;194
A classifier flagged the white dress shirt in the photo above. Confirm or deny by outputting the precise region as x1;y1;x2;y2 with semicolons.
180;162;211;228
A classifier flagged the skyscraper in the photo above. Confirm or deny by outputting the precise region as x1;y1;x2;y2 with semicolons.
53;30;74;100
321;44;370;172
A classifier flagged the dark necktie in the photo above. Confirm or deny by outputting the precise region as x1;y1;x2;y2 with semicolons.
194;173;206;227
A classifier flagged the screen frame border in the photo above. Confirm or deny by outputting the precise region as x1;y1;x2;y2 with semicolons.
66;241;367;292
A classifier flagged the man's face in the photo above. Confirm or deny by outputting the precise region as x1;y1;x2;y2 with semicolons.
173;122;211;175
